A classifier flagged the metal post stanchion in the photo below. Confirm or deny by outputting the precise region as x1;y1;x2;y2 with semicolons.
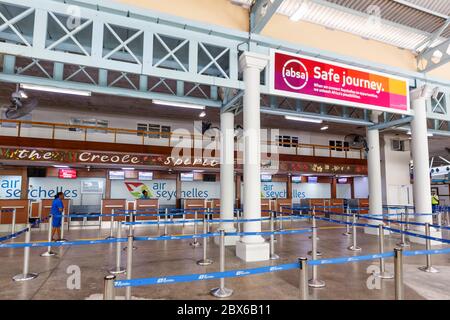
397;214;410;247
437;209;442;226
207;208;211;233
125;226;134;300
418;223;439;273
106;209;115;240
13;224;38;281
447;207;450;226
394;247;404;300
110;221;125;274
190;210;201;247
308;214;325;288
197;216;213;266
103;275;116;300
41;215;56;257
347;212;361;251
236;210;241;233
308;211;322;256
270;211;279;260
343;206;351;236
375;225;393;279
11;209;16;234
298;257;308;300
210;230;233;298
162;208;169;236
279;211;284;231
123;211;137;251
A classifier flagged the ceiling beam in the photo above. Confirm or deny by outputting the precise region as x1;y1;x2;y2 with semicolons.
417;37;450;72
392;0;449;20
250;0;284;34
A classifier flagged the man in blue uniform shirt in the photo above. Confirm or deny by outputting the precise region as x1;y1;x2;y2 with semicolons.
51;192;64;241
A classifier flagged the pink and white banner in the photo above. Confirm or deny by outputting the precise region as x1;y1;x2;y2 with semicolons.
270;50;410;114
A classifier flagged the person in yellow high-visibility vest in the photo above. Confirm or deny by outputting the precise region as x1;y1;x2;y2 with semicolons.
431;191;440;213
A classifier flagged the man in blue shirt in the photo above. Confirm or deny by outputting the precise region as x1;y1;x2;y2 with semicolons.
140;190;150;199
51;192;64;241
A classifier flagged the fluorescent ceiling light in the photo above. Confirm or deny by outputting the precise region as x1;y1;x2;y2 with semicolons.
20;84;91;96
321;126;329;131
53;165;69;168
285;115;323;124
290;1;310;22
122;168;135;171
153;99;205;110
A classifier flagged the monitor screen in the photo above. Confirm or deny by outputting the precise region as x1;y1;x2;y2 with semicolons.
180;172;194;181
139;172;153;181
291;176;302;184
58;169;77;179
109;171;125;180
308;176;318;183
338;178;348;184
261;174;272;182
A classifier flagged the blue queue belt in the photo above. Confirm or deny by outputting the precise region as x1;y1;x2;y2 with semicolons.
0;215;48;243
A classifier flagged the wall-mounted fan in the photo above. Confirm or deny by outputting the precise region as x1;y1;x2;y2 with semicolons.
344;134;369;153
3;85;38;119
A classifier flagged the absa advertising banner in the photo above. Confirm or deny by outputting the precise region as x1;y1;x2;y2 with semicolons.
270;50;410;114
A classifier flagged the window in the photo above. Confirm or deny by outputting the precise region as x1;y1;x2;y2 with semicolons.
137;123;171;138
276;135;299;147
70;118;109;133
329;140;349;151
392;139;408;152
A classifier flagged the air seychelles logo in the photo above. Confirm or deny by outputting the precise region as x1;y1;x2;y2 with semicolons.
124;182;154;199
282;59;309;90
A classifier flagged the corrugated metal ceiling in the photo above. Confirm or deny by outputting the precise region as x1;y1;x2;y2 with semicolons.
232;0;450;51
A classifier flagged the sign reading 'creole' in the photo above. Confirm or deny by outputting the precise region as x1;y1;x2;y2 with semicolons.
270;50;410;114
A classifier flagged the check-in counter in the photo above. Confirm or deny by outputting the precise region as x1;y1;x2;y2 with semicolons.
40;199;71;221
261;199;276;217
358;199;369;214
135;199;159;221
30;201;40;219
276;199;293;214
205;199;220;218
101;199;127;223
0;200;30;229
183;199;207;219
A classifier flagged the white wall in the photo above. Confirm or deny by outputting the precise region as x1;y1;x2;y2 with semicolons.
354;177;369;199
292;183;331;201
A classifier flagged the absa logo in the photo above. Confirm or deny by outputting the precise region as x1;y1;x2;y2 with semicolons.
282;59;308;90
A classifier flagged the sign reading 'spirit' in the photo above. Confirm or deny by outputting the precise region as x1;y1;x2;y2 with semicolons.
270;50;410;114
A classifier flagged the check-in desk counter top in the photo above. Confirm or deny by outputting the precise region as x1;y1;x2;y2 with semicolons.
135;199;159;221
101;199;127;222
182;199;207;219
205;199;220;218
261;199;276;217
0;199;30;225
276;199;293;214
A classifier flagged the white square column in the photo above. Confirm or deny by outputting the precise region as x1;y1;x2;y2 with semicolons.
235;51;270;262
410;85;441;244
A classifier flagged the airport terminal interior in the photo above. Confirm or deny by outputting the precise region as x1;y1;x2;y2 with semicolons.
0;0;450;302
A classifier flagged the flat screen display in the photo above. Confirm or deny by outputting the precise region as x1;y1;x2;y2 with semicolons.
308;176;318;183
261;174;272;182
180;173;194;181
109;171;125;180
58;169;77;179
291;176;302;184
139;172;153;181
338;178;348;184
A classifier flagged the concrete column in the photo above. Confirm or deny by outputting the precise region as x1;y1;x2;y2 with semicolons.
410;85;441;244
365;111;385;235
235;51;270;262
217;111;239;246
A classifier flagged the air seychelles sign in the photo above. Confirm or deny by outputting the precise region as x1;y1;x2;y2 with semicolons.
270;49;410;114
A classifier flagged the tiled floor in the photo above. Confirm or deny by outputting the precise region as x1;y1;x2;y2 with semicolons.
0;219;449;300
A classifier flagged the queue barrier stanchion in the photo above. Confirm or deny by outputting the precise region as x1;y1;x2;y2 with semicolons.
110;221;125;275
394;247;404;300
418;223;439;273
446;208;449;226
190;211;201;248
347;212;361;251
59;211;67;242
41;215;56;257
125;226;134;300
13;224;38;282
343;206;351;236
397;212;410;247
308;213;325;288
197;216;213;266
279;210;284;231
162;208;169;236
437;210;442;226
123;212;137;251
11;209;16;235
236;210;241;233
106;209;115;240
298;257;308;300
270;211;279;260
308;207;322;257
210;230;233;298
375;225;393;279
207;208;211;233
103;275;116;300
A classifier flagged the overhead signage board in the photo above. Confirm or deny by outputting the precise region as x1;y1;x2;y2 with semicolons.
270;49;410;114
